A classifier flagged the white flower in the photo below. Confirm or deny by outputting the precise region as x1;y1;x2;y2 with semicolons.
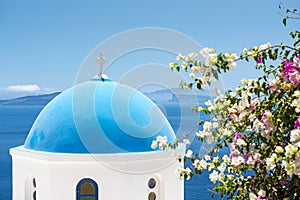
236;138;246;146
157;135;167;142
183;138;190;145
261;143;267;150
153;135;169;150
292;98;300;113
199;47;217;66
266;153;277;171
193;159;201;170
169;62;177;68
203;121;212;132
185;150;193;158
209;53;217;64
291;129;300;147
199;47;210;57
196;130;208;138
227;61;237;69
246;156;254;165
205;100;212;106
225;53;238;69
213;156;219;163
151;140;158;149
268;78;278;91
176;53;185;60
231;156;244;166
217;163;227;172
176;167;192;180
249;192;257;200
191;65;201;74
259;42;271;51
285;143;298;157
228;92;236;98
209;170;219;183
246;50;255;59
253;119;263;132
186;52;197;62
282;160;294;176
218;172;225;182
253;152;261;160
212;122;218;128
224;53;238;60
275;146;284;153
222;155;230;163
204;155;211;161
181;61;187;71
241;78;248;84
293;90;300;98
207;134;214;144
200;159;208;169
184;167;192;180
258;189;266;198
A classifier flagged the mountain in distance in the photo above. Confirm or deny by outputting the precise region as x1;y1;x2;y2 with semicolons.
0;92;61;105
0;88;212;106
143;87;212;104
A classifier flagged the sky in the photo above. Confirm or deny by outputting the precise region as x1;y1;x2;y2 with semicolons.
0;0;299;99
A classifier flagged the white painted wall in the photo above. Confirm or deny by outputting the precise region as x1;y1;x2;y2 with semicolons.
10;145;185;200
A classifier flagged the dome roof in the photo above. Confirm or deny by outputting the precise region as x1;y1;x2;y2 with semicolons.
23;78;176;154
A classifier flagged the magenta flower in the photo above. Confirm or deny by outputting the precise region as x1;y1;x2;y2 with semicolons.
235;133;242;139
262;110;276;132
294;118;300;128
282;58;300;86
256;54;263;64
249;98;258;110
281;180;290;187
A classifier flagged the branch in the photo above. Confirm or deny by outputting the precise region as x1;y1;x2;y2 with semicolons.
235;44;298;63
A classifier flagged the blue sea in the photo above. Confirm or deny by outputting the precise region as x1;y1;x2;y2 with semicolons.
0;104;219;200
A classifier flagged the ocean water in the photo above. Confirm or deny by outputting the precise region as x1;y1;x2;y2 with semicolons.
0;104;219;200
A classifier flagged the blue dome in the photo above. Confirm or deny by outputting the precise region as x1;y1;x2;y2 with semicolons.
24;78;176;154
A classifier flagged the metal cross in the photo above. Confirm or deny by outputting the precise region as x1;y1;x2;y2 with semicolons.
96;51;106;76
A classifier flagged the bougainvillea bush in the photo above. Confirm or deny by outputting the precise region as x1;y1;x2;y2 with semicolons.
152;11;300;200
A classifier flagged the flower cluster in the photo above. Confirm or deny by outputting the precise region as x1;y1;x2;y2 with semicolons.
169;47;239;90
282;56;300;86
151;135;169;150
160;27;300;199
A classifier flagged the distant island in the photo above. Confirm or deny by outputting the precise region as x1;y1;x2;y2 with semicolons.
0;92;61;105
0;88;212;106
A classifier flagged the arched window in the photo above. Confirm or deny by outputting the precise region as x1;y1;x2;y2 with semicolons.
147;176;161;200
76;178;98;200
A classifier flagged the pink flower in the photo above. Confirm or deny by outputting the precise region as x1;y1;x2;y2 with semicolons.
282;58;300;86
294;118;300;129
281;180;290;187
256;53;263;64
249;98;258;111
262;110;276;133
235;133;242;139
267;78;280;92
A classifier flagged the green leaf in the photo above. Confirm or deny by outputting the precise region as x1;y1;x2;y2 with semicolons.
283;17;287;26
212;69;219;80
196;82;202;90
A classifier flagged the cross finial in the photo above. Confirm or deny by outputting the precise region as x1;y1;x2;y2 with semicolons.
96;51;106;76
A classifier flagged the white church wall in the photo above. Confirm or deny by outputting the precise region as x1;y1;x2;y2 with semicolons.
11;144;185;200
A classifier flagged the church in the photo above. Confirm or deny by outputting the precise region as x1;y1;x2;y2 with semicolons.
10;52;185;200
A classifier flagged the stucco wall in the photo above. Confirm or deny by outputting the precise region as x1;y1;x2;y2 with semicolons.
10;145;185;200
